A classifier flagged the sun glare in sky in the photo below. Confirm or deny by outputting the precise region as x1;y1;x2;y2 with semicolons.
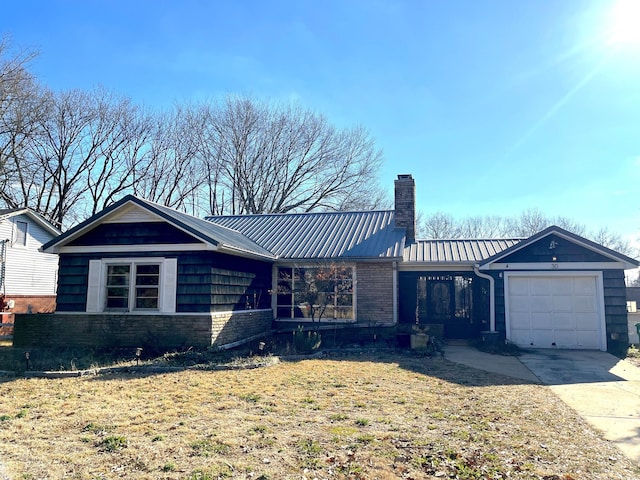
607;0;640;46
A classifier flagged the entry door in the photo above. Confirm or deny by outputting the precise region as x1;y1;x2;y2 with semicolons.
427;279;453;322
417;275;477;338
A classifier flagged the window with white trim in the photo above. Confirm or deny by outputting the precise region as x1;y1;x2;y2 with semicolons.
14;220;28;246
86;258;177;313
105;263;160;310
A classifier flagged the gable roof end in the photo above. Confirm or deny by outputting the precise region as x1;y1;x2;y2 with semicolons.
0;208;61;237
41;196;275;260
478;225;639;269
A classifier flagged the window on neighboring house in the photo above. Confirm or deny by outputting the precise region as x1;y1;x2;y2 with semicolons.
87;258;176;313
276;265;354;321
14;220;28;246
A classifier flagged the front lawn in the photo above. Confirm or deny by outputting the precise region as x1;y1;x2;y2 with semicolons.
0;351;638;479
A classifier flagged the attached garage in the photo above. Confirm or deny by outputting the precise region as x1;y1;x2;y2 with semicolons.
505;272;605;350
479;226;638;356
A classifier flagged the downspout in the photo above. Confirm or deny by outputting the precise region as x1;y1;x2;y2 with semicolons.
474;264;495;332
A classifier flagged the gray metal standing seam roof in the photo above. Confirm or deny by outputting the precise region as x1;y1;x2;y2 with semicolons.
145;201;275;259
206;210;405;260
404;238;523;263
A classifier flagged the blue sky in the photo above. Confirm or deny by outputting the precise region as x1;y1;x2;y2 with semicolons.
2;0;639;244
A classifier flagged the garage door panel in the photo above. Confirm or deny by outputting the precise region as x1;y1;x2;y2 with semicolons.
530;296;552;312
574;277;596;295
552;295;574;312
531;313;552;329
576;312;599;329
532;329;554;347
529;278;551;295
510;328;532;346
507;274;603;351
573;296;596;313
552;312;575;329
509;296;531;313
509;278;529;295
576;330;600;348
554;330;578;348
510;312;530;329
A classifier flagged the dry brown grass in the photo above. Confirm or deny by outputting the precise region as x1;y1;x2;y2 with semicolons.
0;351;638;479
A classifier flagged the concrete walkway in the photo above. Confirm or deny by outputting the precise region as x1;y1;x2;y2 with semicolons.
443;345;640;464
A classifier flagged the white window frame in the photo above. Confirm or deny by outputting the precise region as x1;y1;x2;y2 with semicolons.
13;220;28;247
86;257;177;313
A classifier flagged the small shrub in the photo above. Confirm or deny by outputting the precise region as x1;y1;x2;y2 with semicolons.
161;462;176;472
628;344;640;358
187;465;233;479
0;414;11;422
354;418;369;427
329;413;348;421
99;435;128;452
250;424;268;434
190;438;230;457
293;326;321;354
239;392;261;403
297;438;322;456
82;422;111;435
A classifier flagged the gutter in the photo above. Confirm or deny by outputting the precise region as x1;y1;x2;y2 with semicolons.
474;264;495;332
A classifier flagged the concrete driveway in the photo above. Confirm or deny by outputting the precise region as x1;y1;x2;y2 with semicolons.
518;349;640;464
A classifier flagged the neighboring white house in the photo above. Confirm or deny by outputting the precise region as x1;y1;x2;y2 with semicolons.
0;208;61;315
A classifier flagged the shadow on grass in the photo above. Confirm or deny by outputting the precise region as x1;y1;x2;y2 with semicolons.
0;337;534;387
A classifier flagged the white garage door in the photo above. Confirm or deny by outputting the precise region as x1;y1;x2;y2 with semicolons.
506;273;605;350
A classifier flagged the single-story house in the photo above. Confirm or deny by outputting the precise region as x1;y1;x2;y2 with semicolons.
13;175;638;356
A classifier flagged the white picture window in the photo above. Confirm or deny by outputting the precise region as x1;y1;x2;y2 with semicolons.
14;220;28;246
86;258;177;313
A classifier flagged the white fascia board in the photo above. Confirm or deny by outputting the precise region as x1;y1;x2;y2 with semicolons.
216;245;276;262
397;263;476;272
480;261;628;271
58;243;217;254
59;242;274;261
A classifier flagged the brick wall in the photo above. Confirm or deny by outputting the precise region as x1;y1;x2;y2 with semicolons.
394;175;415;242
5;295;56;314
356;262;395;325
13;310;273;350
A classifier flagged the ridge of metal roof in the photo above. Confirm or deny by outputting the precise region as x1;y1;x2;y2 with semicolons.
404;238;523;263
206;209;404;260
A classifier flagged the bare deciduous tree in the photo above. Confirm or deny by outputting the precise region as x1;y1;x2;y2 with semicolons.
421;211;459;239
131;105;205;213
199;96;384;215
419;208;636;257
0;37;50;208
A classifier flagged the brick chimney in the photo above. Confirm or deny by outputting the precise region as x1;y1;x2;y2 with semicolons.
394;174;416;243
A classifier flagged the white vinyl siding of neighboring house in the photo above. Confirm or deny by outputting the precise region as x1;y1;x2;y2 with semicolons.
0;214;58;295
